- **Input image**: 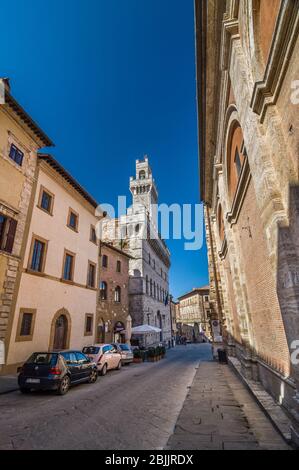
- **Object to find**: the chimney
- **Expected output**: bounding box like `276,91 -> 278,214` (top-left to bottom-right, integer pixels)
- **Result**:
1,78 -> 11,92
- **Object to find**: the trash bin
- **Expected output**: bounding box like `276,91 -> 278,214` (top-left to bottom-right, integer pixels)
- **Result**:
218,349 -> 228,364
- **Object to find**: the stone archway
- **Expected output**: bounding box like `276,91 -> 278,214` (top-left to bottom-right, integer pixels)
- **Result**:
49,308 -> 72,351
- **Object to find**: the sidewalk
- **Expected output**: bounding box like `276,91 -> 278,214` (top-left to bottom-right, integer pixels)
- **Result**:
0,375 -> 18,395
166,361 -> 291,450
228,356 -> 292,443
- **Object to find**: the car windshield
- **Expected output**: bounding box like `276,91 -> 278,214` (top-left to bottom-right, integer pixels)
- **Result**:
26,353 -> 56,365
119,344 -> 131,351
82,346 -> 100,355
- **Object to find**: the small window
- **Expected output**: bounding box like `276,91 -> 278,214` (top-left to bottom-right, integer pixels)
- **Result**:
67,209 -> 79,231
38,187 -> 54,215
102,254 -> 108,268
16,309 -> 36,342
139,170 -> 146,180
100,281 -> 108,300
9,144 -> 24,166
20,313 -> 33,336
41,191 -> 52,212
85,314 -> 93,336
63,252 -> 75,281
90,226 -> 97,244
30,238 -> 46,272
115,286 -> 121,303
116,260 -> 121,273
0,214 -> 17,254
204,295 -> 209,302
87,262 -> 96,288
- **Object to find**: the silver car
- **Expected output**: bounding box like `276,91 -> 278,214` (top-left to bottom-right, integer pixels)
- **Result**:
112,343 -> 134,365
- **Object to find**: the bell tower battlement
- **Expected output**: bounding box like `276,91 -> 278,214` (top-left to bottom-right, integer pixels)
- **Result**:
129,156 -> 158,226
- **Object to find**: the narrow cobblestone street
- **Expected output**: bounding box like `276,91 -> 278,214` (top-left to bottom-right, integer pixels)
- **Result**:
0,345 -> 290,450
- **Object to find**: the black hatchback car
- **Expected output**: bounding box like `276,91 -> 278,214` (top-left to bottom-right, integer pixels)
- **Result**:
18,351 -> 98,395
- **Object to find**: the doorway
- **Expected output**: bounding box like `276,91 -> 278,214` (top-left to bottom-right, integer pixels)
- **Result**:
53,314 -> 68,350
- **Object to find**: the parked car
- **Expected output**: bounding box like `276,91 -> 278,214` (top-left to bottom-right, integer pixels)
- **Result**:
18,351 -> 98,395
112,343 -> 134,365
82,344 -> 122,376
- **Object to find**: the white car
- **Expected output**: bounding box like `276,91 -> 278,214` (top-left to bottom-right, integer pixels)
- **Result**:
82,344 -> 122,376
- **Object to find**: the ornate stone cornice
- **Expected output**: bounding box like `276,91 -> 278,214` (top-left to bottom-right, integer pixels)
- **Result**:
220,19 -> 240,72
250,1 -> 299,122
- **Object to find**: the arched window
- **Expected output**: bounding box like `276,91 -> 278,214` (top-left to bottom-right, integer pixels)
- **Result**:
146,275 -> 149,294
150,279 -> 153,296
116,260 -> 121,273
255,0 -> 281,65
100,281 -> 108,301
153,282 -> 156,298
227,123 -> 245,201
102,254 -> 108,268
115,286 -> 121,303
139,170 -> 146,180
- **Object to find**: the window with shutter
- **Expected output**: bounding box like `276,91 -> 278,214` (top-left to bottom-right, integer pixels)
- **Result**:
5,218 -> 17,254
0,214 -> 17,254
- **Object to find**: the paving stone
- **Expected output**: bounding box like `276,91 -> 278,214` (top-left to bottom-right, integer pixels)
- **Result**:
166,362 -> 291,451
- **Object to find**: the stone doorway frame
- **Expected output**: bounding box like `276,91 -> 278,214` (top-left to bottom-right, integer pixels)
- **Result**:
49,308 -> 72,351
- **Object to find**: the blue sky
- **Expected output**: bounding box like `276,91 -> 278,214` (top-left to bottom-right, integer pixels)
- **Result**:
0,0 -> 208,298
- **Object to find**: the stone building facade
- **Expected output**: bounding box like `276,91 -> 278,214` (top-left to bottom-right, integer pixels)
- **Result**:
177,287 -> 212,340
102,157 -> 172,347
97,242 -> 132,344
195,0 -> 299,444
3,153 -> 101,372
170,299 -> 179,339
0,79 -> 53,371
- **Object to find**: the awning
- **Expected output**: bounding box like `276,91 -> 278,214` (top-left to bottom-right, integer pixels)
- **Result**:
131,325 -> 162,335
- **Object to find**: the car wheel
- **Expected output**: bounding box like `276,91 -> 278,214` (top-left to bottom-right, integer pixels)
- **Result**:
101,363 -> 107,376
116,361 -> 122,370
57,376 -> 70,395
88,369 -> 98,384
20,387 -> 31,394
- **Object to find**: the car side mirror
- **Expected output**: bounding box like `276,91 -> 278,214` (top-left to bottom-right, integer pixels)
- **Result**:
17,366 -> 23,373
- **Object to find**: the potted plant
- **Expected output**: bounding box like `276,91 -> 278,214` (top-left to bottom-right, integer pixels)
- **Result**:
156,346 -> 161,361
147,347 -> 156,362
133,349 -> 143,364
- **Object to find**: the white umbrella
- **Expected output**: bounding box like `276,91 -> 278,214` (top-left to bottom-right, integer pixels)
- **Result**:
131,324 -> 162,334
